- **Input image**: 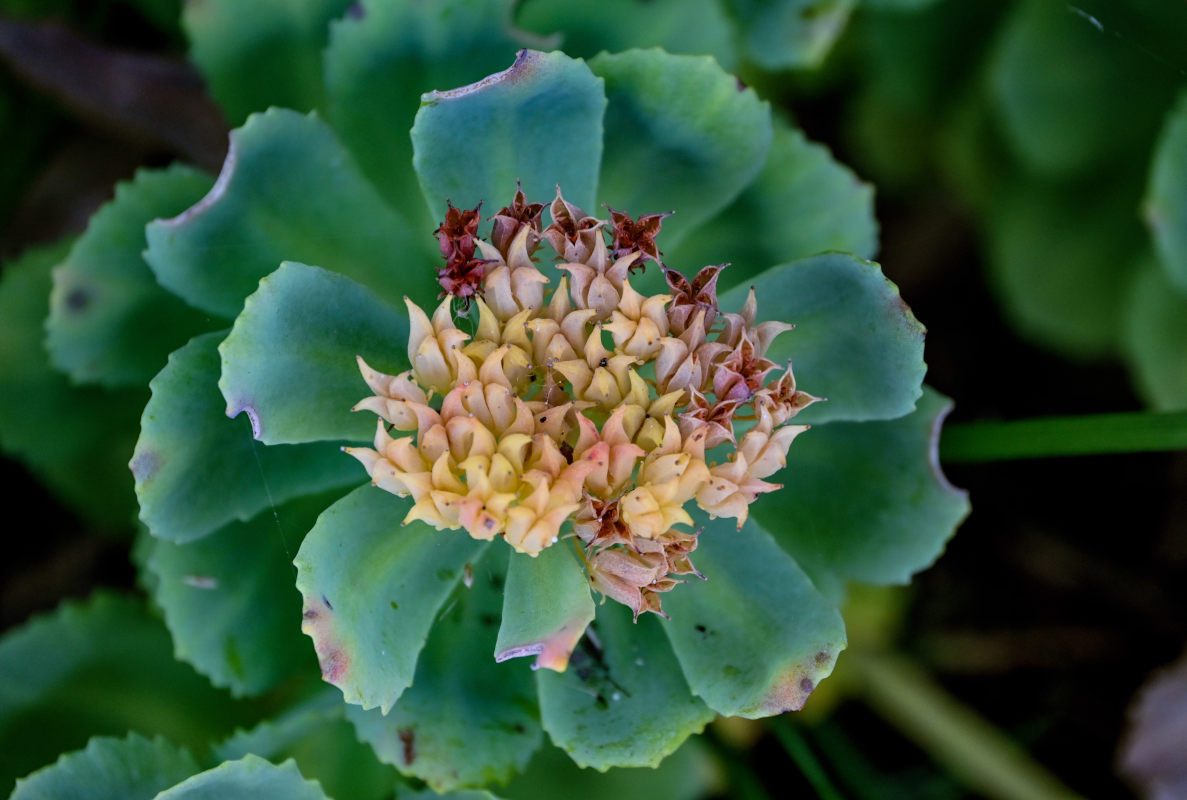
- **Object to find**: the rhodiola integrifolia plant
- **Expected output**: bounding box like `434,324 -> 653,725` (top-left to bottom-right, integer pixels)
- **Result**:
0,3 -> 969,791
349,187 -> 815,623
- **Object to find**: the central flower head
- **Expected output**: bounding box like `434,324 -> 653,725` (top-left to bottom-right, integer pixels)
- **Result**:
347,187 -> 817,618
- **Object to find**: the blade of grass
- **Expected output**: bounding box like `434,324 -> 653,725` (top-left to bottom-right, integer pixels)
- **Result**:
771,718 -> 844,800
850,652 -> 1082,800
940,410 -> 1187,463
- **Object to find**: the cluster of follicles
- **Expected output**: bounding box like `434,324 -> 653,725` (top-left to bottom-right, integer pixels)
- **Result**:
347,187 -> 817,618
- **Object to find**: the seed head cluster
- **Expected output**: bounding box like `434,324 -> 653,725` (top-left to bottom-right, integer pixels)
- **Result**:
347,187 -> 817,618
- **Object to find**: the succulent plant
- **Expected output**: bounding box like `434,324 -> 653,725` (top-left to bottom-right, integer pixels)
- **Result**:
0,1 -> 968,794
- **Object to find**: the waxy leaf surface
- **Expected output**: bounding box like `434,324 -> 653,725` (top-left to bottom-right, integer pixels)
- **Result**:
294,486 -> 488,713
155,756 -> 329,800
720,253 -> 925,425
412,49 -> 605,217
1123,261 -> 1187,410
990,0 -> 1177,177
46,165 -> 218,387
11,734 -> 198,800
215,689 -> 398,800
145,109 -> 417,318
721,0 -> 853,70
0,240 -> 143,528
985,176 -> 1142,358
146,492 -> 347,696
349,548 -> 542,792
1147,91 -> 1187,294
134,331 -> 358,543
672,122 -> 877,288
184,0 -> 352,124
0,594 -> 247,796
661,513 -> 846,719
501,738 -> 715,800
537,607 -> 713,770
219,262 -> 409,445
496,543 -> 595,671
514,0 -> 737,69
590,49 -> 771,250
752,387 -> 970,597
325,0 -> 523,230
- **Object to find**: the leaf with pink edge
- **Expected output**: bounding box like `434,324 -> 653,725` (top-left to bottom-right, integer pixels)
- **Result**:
660,512 -> 846,719
495,543 -> 595,672
294,486 -> 489,713
348,548 -> 542,792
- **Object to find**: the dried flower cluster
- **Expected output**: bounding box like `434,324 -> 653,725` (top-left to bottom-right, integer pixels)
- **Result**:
347,187 -> 817,618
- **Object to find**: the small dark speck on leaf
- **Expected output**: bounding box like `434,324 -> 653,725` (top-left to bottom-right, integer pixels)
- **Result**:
815,650 -> 830,664
322,595 -> 333,611
800,677 -> 815,694
398,728 -> 416,765
346,1 -> 365,18
65,287 -> 90,311
390,601 -> 399,610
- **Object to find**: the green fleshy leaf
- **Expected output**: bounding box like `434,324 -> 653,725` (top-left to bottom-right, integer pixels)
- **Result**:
146,491 -> 351,697
155,756 -> 329,800
400,791 -> 503,800
1123,261 -> 1187,410
537,606 -> 713,770
294,486 -> 489,713
989,0 -> 1176,176
324,0 -> 525,228
719,253 -> 925,425
11,734 -> 199,800
144,108 -> 418,318
1146,91 -> 1187,294
861,0 -> 941,9
0,594 -> 247,796
720,0 -> 854,70
219,262 -> 409,445
349,548 -> 542,791
752,387 -> 969,597
501,736 -> 716,800
0,240 -> 143,529
411,49 -> 605,218
133,331 -> 359,543
46,165 -> 218,387
589,49 -> 771,250
495,543 -> 594,671
670,121 -> 877,287
183,0 -> 353,125
984,175 -> 1143,359
660,513 -> 846,719
215,690 -> 399,800
514,0 -> 737,69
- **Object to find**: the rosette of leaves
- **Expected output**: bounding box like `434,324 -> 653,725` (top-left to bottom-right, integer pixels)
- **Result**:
844,0 -> 1187,409
1,0 -> 967,793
